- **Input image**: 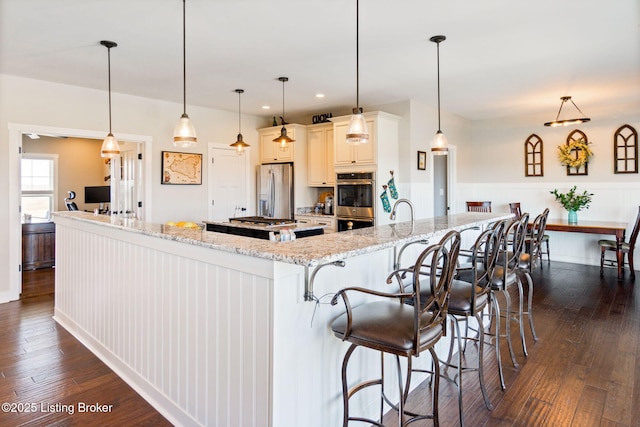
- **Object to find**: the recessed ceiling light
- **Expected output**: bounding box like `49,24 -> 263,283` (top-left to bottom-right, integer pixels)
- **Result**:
262,105 -> 270,110
315,93 -> 325,98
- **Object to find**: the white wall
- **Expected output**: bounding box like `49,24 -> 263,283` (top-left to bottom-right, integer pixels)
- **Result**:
0,74 -> 269,301
459,108 -> 640,267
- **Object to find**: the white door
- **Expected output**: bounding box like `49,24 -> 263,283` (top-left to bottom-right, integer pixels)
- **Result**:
208,143 -> 250,221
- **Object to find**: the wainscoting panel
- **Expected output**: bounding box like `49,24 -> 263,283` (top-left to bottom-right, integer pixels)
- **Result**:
54,218 -> 273,427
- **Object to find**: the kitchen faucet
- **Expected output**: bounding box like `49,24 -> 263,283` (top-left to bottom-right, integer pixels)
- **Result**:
390,198 -> 414,222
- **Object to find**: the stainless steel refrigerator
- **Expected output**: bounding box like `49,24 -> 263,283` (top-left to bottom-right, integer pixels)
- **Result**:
257,163 -> 294,219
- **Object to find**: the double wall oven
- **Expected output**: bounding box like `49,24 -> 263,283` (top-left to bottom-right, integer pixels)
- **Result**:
336,172 -> 375,231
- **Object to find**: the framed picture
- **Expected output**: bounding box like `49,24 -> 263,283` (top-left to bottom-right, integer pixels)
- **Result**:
161,151 -> 202,185
417,151 -> 426,170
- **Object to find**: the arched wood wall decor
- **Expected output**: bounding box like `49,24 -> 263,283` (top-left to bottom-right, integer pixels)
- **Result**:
614,124 -> 638,174
566,129 -> 589,176
524,134 -> 544,176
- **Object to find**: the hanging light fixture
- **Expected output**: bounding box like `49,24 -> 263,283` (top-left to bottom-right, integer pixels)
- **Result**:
544,96 -> 591,127
100,40 -> 120,158
346,0 -> 369,145
173,0 -> 197,147
272,77 -> 295,151
230,89 -> 250,156
430,35 -> 448,155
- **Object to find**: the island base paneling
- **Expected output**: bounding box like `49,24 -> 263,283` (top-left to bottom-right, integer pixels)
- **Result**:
54,218 -> 273,427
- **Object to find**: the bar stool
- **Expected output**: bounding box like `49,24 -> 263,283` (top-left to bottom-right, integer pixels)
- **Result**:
438,225 -> 502,426
331,231 -> 461,426
488,214 -> 529,390
517,209 -> 548,344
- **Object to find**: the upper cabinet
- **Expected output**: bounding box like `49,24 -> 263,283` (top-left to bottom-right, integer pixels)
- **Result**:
333,118 -> 376,166
259,125 -> 304,163
332,111 -> 399,169
307,123 -> 335,187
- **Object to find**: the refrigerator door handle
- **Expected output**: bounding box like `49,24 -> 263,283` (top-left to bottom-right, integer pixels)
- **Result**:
269,170 -> 276,218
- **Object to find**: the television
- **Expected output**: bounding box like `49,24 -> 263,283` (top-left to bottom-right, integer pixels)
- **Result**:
84,185 -> 111,204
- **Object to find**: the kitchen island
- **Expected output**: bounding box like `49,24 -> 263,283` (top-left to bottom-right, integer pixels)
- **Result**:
52,211 -> 511,427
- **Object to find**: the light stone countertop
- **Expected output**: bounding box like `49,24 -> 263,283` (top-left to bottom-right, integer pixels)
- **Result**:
53,211 -> 512,267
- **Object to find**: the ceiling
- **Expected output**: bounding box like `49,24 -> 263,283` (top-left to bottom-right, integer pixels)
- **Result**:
2,0 -> 639,123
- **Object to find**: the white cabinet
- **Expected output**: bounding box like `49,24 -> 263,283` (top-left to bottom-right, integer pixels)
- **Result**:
295,215 -> 336,233
259,125 -> 302,163
333,118 -> 376,166
307,123 -> 335,186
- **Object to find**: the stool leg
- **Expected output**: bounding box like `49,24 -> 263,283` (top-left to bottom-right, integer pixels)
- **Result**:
491,292 -> 507,390
340,344 -> 358,427
475,311 -> 493,410
523,271 -> 538,342
516,277 -> 528,357
501,289 -> 519,368
427,347 -> 440,427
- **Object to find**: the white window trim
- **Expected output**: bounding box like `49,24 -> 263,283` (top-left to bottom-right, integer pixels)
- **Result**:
22,153 -> 59,212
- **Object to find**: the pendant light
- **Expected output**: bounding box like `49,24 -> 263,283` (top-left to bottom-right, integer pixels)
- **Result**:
544,96 -> 591,127
430,35 -> 448,155
230,89 -> 250,156
173,0 -> 197,147
100,40 -> 120,158
272,77 -> 295,151
346,0 -> 369,145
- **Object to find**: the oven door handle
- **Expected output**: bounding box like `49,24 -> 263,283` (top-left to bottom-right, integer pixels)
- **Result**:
337,181 -> 374,186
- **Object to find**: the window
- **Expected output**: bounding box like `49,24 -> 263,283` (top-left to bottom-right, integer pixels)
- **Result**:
21,154 -> 58,219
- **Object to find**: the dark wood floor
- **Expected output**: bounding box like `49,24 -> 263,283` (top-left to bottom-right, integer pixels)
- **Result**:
380,262 -> 640,426
3,262 -> 639,426
0,268 -> 171,426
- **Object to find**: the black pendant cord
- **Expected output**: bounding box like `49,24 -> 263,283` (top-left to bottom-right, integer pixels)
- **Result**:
107,45 -> 113,134
281,79 -> 285,123
182,0 -> 187,116
356,0 -> 360,111
238,91 -> 242,134
436,41 -> 441,132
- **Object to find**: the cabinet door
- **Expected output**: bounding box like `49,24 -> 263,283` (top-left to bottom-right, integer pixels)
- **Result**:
354,119 -> 376,164
260,128 -> 295,163
333,122 -> 355,165
307,127 -> 327,185
324,127 -> 336,185
333,119 -> 375,166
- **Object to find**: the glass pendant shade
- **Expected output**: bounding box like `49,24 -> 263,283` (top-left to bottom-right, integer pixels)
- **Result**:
101,133 -> 120,158
274,127 -> 294,151
173,113 -> 197,147
431,130 -> 448,155
346,112 -> 369,145
230,134 -> 250,156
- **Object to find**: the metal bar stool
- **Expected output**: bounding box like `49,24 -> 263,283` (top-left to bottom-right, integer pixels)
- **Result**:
331,231 -> 461,426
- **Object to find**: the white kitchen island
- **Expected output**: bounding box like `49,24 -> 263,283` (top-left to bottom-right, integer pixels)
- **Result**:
52,211 -> 511,427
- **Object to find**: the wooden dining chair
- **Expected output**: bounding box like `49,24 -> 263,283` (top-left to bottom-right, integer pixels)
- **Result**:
508,202 -> 522,219
466,201 -> 492,212
599,206 -> 640,279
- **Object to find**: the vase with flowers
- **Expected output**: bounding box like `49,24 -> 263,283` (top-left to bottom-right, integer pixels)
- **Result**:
550,186 -> 593,224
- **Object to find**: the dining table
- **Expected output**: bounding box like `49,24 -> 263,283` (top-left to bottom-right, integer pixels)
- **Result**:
544,218 -> 628,280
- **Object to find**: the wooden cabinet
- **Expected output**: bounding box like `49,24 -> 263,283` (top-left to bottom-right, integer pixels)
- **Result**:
307,123 -> 335,186
22,221 -> 55,270
259,125 -> 302,163
333,117 -> 377,166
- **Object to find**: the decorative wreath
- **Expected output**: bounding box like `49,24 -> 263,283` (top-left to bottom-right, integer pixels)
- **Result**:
557,138 -> 593,168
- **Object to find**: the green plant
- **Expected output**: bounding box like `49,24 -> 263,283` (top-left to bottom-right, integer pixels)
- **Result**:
550,186 -> 593,211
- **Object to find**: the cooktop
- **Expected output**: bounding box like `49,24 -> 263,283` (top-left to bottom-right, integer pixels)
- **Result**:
229,216 -> 295,226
